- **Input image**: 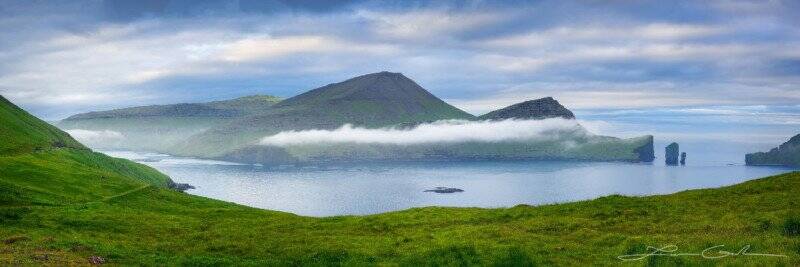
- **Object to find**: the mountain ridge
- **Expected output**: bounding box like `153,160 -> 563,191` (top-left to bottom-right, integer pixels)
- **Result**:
479,97 -> 575,120
65,94 -> 282,120
746,134 -> 800,166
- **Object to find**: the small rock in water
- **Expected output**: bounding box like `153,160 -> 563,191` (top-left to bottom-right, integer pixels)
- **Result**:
424,187 -> 464,193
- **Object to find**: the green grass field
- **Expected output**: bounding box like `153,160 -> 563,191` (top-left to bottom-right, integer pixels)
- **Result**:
2,149 -> 798,266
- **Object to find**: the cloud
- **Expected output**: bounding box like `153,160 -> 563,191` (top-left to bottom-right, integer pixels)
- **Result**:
1,0 -> 799,122
260,118 -> 587,146
220,35 -> 397,62
66,129 -> 124,143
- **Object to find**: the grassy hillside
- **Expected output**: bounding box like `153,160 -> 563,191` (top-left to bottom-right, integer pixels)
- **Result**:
0,95 -> 172,205
0,96 -> 85,154
2,167 -> 798,265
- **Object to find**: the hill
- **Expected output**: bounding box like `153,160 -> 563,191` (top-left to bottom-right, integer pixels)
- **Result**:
57,95 -> 281,152
0,95 -> 172,206
478,97 -> 576,120
0,96 -> 86,154
173,72 -> 476,157
746,134 -> 800,166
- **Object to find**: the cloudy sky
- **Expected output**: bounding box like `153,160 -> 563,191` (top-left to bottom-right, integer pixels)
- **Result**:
1,0 -> 799,147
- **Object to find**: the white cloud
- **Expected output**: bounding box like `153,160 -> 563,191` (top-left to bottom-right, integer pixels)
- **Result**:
260,118 -> 586,146
220,35 -> 397,62
358,9 -> 503,40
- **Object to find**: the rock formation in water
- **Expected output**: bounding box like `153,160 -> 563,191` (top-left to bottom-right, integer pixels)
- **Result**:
665,143 -> 679,165
478,97 -> 576,120
680,152 -> 686,165
746,134 -> 800,166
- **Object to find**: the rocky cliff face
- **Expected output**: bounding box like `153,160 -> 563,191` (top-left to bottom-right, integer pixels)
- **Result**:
746,134 -> 800,166
634,135 -> 655,162
478,97 -> 576,121
665,142 -> 679,165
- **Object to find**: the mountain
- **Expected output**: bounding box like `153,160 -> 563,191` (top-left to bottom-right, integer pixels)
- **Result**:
56,71 -> 653,164
0,95 -> 172,206
214,94 -> 653,164
478,97 -> 575,120
173,71 -> 476,157
57,95 -> 282,152
746,134 -> 800,166
64,95 -> 281,120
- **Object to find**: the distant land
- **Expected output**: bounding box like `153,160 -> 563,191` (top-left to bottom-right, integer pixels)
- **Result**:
746,134 -> 800,166
58,71 -> 654,164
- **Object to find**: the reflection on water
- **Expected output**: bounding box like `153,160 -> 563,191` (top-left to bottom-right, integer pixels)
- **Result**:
103,151 -> 797,217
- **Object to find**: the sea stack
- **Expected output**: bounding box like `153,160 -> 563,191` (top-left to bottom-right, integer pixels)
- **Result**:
680,152 -> 687,165
665,143 -> 679,165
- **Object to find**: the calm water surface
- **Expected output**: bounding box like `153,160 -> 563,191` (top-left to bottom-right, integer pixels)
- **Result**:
103,150 -> 797,217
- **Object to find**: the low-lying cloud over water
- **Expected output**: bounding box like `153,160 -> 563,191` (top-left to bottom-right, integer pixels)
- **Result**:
260,119 -> 587,146
66,129 -> 124,143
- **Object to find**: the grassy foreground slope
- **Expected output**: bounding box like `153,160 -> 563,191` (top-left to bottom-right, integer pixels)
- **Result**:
2,169 -> 799,265
0,95 -> 171,205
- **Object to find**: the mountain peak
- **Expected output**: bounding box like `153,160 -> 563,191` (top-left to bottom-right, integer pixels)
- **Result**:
274,72 -> 474,122
479,97 -> 576,120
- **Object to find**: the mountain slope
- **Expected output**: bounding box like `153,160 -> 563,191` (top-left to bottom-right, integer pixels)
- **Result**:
174,72 -> 475,157
478,97 -> 576,120
0,95 -> 171,206
746,134 -> 800,166
64,95 -> 281,120
0,96 -> 85,154
57,95 -> 282,152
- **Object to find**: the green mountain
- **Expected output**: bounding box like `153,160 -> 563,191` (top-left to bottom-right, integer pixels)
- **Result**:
746,134 -> 800,166
173,71 -> 476,157
0,95 -> 172,206
2,95 -> 799,265
478,97 -> 576,120
57,95 -> 281,152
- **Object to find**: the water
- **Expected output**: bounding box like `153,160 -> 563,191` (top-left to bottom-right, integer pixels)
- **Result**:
103,150 -> 797,217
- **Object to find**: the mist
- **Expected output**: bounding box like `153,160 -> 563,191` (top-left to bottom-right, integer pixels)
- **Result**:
260,118 -> 589,147
66,129 -> 125,146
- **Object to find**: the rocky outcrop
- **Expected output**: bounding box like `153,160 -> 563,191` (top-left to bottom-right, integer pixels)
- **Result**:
746,134 -> 800,166
478,97 -> 576,121
168,181 -> 196,192
665,143 -> 679,165
634,135 -> 655,162
680,152 -> 686,165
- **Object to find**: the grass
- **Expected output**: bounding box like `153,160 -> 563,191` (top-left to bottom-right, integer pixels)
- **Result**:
1,149 -> 798,265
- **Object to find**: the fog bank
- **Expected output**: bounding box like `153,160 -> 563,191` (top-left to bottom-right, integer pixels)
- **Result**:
260,119 -> 587,146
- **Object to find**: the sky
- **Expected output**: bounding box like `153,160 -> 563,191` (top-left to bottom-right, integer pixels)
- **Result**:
0,0 -> 798,148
